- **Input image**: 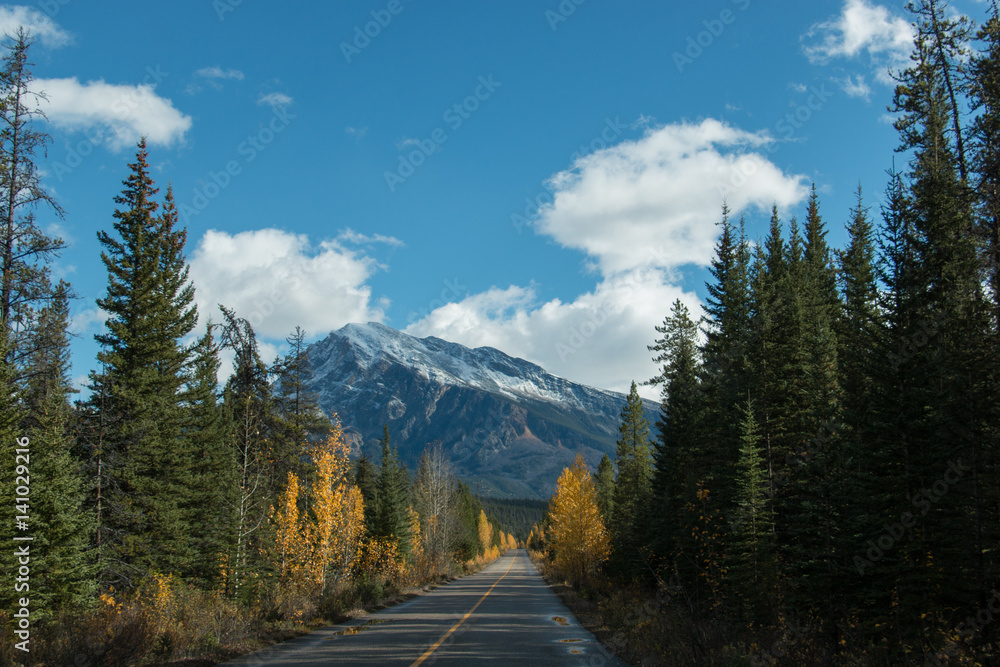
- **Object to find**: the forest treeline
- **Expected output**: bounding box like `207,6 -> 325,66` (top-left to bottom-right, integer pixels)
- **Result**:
0,32 -> 517,665
532,3 -> 1000,664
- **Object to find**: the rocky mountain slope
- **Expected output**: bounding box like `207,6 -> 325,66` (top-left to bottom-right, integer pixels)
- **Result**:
305,322 -> 658,498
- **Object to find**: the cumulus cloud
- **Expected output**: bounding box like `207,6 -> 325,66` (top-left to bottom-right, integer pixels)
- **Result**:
406,269 -> 699,401
803,0 -> 914,83
405,117 -> 810,395
532,118 -> 807,276
257,92 -> 293,108
36,77 -> 192,150
0,6 -> 72,47
189,228 -> 389,340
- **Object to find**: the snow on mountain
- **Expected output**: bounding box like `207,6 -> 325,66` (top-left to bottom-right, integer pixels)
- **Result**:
305,322 -> 657,498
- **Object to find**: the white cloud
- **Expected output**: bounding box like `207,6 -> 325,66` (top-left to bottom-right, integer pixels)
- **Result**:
406,117 -> 809,396
346,126 -> 368,140
803,0 -> 914,83
406,269 -> 699,401
841,74 -> 872,100
337,228 -> 404,248
189,228 -> 389,340
36,77 -> 192,150
532,118 -> 807,276
257,92 -> 293,108
70,307 -> 108,335
0,6 -> 72,47
196,66 -> 244,81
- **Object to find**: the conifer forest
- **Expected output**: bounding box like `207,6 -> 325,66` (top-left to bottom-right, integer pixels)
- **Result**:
2,1 -> 1000,665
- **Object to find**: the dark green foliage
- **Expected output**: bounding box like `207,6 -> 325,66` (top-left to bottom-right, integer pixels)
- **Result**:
373,426 -> 413,558
647,299 -> 702,581
270,326 -> 332,485
182,324 -> 233,587
593,453 -> 615,525
355,455 -> 379,533
90,142 -> 198,587
610,381 -> 653,578
451,481 -> 484,561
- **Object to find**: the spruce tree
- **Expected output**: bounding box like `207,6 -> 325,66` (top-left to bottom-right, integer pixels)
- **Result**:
271,326 -> 331,485
647,300 -> 702,579
729,398 -> 776,621
91,141 -> 198,587
19,284 -> 96,613
182,323 -> 233,586
373,426 -> 412,558
699,207 -> 752,513
594,453 -> 615,527
610,381 -> 652,578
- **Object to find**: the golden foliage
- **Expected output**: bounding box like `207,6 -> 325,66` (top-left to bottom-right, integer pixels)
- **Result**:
270,426 -> 366,593
477,509 -> 492,556
548,454 -> 611,586
355,537 -> 404,585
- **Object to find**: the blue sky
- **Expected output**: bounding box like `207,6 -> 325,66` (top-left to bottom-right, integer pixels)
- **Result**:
3,0 -> 990,399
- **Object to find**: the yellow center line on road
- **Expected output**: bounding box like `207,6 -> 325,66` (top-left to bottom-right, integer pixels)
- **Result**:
409,552 -> 518,667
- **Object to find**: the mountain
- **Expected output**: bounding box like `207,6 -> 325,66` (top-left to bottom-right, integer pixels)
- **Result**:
305,322 -> 658,498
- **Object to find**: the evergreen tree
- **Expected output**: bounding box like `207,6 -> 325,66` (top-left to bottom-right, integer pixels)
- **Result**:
729,398 -> 776,621
647,300 -> 702,575
373,426 -> 412,559
271,326 -> 331,485
594,453 -> 615,526
19,283 -> 95,614
699,206 -> 752,513
182,323 -> 233,586
355,454 -> 379,533
0,30 -> 66,375
610,381 -> 652,578
0,326 -> 24,612
218,305 -> 272,597
883,5 -> 992,642
90,141 -> 198,587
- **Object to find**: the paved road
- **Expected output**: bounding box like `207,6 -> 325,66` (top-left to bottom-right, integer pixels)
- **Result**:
223,549 -> 625,666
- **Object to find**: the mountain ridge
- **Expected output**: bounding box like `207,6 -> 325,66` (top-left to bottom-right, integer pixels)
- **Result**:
305,322 -> 657,498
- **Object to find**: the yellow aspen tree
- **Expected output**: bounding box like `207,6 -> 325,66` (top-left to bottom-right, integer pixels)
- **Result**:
477,510 -> 492,557
407,506 -> 423,561
308,427 -> 365,590
274,472 -> 306,585
548,454 -> 611,586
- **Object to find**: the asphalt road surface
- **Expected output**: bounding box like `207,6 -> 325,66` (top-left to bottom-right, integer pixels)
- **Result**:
223,549 -> 626,666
